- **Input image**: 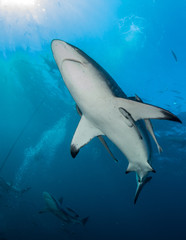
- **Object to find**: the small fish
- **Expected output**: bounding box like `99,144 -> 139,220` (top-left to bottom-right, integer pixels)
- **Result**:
171,49 -> 177,62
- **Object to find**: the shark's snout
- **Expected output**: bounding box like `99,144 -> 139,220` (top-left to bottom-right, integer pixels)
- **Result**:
51,39 -> 67,52
51,39 -> 77,68
43,191 -> 51,200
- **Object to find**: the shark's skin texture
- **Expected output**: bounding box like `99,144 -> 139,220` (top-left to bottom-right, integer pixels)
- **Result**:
51,40 -> 181,203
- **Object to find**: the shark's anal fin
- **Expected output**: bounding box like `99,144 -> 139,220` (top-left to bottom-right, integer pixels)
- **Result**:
119,107 -> 143,140
134,176 -> 152,204
71,115 -> 104,158
98,136 -> 118,162
116,97 -> 182,123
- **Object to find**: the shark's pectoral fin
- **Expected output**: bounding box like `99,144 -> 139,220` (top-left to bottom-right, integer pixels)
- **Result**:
71,116 -> 104,158
116,97 -> 182,123
134,176 -> 152,204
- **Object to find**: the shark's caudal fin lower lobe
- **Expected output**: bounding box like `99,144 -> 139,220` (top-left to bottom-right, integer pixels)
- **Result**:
81,216 -> 89,226
134,176 -> 152,204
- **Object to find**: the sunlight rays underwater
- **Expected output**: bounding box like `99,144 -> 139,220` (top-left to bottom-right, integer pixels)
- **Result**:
0,0 -> 120,52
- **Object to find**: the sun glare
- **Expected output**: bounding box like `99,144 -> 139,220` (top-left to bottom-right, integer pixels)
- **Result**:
1,0 -> 36,7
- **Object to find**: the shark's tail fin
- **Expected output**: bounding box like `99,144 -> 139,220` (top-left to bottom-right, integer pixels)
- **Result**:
134,177 -> 152,204
81,216 -> 89,226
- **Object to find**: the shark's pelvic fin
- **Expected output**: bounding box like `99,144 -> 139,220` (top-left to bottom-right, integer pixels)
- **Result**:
116,97 -> 182,123
126,162 -> 155,175
125,162 -> 136,174
134,176 -> 152,204
71,116 -> 103,158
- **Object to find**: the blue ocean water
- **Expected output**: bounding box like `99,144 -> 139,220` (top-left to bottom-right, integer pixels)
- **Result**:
0,0 -> 186,239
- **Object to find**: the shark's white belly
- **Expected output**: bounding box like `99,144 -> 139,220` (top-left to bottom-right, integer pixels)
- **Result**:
61,60 -> 150,178
61,60 -> 112,105
88,101 -> 150,178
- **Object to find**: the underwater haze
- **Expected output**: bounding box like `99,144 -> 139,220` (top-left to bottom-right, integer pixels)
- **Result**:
0,0 -> 186,239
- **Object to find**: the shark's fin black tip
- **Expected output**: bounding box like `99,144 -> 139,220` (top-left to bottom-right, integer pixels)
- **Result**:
70,145 -> 79,158
161,110 -> 182,123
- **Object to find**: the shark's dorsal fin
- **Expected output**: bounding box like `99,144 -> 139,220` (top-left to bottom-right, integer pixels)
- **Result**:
116,97 -> 182,123
71,115 -> 104,158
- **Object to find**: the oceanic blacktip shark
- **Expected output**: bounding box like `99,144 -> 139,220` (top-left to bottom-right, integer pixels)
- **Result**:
51,39 -> 181,203
39,192 -> 89,226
